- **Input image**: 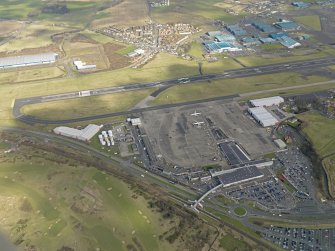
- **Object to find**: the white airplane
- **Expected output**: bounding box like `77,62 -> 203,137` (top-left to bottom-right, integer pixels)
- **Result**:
191,110 -> 201,116
193,121 -> 205,127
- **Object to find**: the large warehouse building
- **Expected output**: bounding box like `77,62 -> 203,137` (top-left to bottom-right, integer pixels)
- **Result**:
250,96 -> 284,107
53,124 -> 101,141
0,53 -> 58,69
248,107 -> 278,127
218,166 -> 264,188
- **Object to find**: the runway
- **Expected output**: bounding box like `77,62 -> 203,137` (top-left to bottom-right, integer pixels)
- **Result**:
13,57 -> 335,125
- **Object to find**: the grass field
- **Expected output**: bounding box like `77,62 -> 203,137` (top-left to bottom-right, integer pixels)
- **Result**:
219,232 -> 252,251
0,66 -> 65,84
298,112 -> 335,197
22,88 -> 156,120
151,0 -> 246,25
294,15 -> 322,31
152,72 -> 329,105
0,146 -> 176,250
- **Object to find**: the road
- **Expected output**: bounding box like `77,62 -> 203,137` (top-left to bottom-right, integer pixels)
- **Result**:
13,57 -> 335,125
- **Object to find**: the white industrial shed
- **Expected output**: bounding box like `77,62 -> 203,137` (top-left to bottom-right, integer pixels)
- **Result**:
250,96 -> 284,107
53,124 -> 101,141
0,53 -> 58,69
248,107 -> 278,127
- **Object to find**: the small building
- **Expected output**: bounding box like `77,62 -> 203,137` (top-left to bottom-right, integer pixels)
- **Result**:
248,107 -> 279,127
128,117 -> 142,126
274,139 -> 287,149
292,2 -> 310,8
250,96 -> 284,107
0,53 -> 58,69
53,124 -> 101,141
73,60 -> 96,70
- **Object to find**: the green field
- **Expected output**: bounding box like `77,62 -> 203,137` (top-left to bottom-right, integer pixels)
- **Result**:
0,137 -> 217,251
294,15 -> 322,31
22,88 -> 155,120
0,66 -> 65,84
219,233 -> 252,251
151,0 -> 246,25
152,72 -> 329,105
298,112 -> 335,197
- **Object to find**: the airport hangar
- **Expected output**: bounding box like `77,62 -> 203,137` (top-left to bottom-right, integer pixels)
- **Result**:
53,124 -> 101,142
0,53 -> 58,69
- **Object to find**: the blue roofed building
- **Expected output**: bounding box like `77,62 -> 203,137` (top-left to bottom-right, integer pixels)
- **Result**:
241,37 -> 260,46
252,21 -> 276,33
259,37 -> 277,44
269,32 -> 289,39
278,37 -> 301,48
203,41 -> 242,53
215,34 -> 236,42
292,2 -> 310,8
274,20 -> 300,31
207,31 -> 222,37
226,24 -> 247,36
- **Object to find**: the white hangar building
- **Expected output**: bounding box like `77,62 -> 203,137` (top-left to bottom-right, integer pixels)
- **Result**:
0,53 -> 58,69
53,124 -> 101,141
248,107 -> 278,127
250,96 -> 284,107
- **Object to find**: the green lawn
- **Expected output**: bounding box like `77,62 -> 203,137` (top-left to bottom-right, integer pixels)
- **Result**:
219,233 -> 252,251
294,15 -> 322,31
234,207 -> 247,216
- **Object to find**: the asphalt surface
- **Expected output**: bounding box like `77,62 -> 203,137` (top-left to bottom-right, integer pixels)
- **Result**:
13,57 -> 335,125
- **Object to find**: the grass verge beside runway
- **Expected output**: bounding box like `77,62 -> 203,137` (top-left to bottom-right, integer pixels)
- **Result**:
152,73 -> 329,105
22,88 -> 156,120
0,66 -> 65,84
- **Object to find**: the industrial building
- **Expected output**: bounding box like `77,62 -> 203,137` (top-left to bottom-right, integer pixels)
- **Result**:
259,37 -> 277,44
0,53 -> 58,69
73,60 -> 96,70
218,166 -> 264,188
53,124 -> 101,141
292,2 -> 310,8
269,32 -> 289,39
215,34 -> 236,42
226,24 -> 247,36
203,41 -> 241,53
128,117 -> 142,126
241,37 -> 260,46
206,31 -> 222,37
248,107 -> 279,127
252,21 -> 276,33
274,20 -> 300,31
250,96 -> 284,107
278,37 -> 301,48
